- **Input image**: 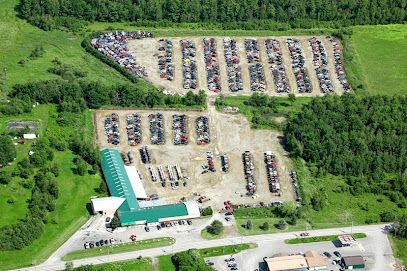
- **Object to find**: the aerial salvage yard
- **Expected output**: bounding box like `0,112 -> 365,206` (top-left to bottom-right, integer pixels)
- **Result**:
123,35 -> 348,97
94,107 -> 297,210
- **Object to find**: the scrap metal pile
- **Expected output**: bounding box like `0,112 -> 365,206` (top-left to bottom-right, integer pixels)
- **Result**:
330,37 -> 351,92
149,113 -> 165,145
140,146 -> 151,164
309,37 -> 333,93
223,38 -> 243,92
203,38 -> 222,93
104,113 -> 120,145
173,114 -> 188,145
126,113 -> 142,146
91,31 -> 152,78
195,116 -> 210,145
158,39 -> 174,81
245,39 -> 266,92
265,39 -> 291,93
206,151 -> 216,172
121,151 -> 134,166
242,151 -> 256,195
264,151 -> 280,193
180,39 -> 198,89
287,38 -> 312,93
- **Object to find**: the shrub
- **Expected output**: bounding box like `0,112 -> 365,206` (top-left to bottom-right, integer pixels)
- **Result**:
201,207 -> 213,216
206,220 -> 223,235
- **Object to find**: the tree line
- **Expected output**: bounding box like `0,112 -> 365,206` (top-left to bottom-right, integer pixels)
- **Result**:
285,94 -> 407,208
7,79 -> 206,115
18,0 -> 406,30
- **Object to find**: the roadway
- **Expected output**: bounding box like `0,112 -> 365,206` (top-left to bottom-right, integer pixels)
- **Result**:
15,220 -> 396,271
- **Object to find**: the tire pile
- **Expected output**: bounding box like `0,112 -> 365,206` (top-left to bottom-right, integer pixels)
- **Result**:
265,39 -> 291,93
180,39 -> 198,89
223,38 -> 243,92
149,113 -> 165,145
309,37 -> 333,93
104,113 -> 120,145
245,39 -> 266,92
329,37 -> 351,92
287,38 -> 312,93
264,151 -> 280,193
173,114 -> 188,145
203,38 -> 222,93
158,39 -> 174,81
126,113 -> 142,146
243,151 -> 256,195
196,116 -> 210,145
91,31 -> 152,78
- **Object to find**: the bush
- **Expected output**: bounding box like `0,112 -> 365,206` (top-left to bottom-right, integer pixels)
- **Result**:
206,220 -> 223,235
201,207 -> 213,216
0,135 -> 17,167
380,211 -> 396,223
260,222 -> 269,231
276,219 -> 287,230
0,171 -> 12,184
246,220 -> 252,229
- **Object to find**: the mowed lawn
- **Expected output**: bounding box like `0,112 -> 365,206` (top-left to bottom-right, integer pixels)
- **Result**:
351,25 -> 407,95
0,0 -> 126,96
0,106 -> 102,270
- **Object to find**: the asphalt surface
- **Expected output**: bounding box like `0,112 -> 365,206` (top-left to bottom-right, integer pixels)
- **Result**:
15,218 -> 396,271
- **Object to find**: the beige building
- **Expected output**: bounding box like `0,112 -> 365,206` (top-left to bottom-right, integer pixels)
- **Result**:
264,250 -> 327,271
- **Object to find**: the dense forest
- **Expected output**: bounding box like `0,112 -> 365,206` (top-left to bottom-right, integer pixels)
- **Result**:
18,0 -> 406,30
285,94 -> 407,208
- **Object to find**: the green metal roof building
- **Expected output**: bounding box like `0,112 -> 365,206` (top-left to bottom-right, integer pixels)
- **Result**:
99,149 -> 199,226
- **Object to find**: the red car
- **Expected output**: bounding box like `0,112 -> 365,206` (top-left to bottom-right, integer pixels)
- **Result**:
130,235 -> 137,241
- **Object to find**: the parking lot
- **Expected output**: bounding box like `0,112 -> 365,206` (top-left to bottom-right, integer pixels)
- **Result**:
94,106 -> 296,211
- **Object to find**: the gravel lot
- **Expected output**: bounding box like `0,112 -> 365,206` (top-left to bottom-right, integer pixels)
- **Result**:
94,106 -> 296,211
128,36 -> 346,97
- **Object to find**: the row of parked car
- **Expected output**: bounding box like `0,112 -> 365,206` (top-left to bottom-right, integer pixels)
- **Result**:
84,238 -> 116,249
146,219 -> 193,231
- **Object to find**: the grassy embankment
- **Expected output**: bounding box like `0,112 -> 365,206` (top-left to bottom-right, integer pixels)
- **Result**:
389,235 -> 407,266
285,233 -> 367,244
157,243 -> 257,271
63,237 -> 175,261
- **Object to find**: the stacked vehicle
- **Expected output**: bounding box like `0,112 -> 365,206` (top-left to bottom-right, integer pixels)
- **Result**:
329,37 -> 351,92
309,37 -> 333,93
158,39 -> 174,81
242,151 -> 256,195
290,170 -> 302,202
104,113 -> 120,145
287,38 -> 312,93
264,151 -> 280,193
173,114 -> 188,145
265,39 -> 291,93
206,151 -> 216,172
140,146 -> 151,163
196,116 -> 210,145
180,39 -> 198,89
223,38 -> 243,92
126,113 -> 142,146
221,153 -> 229,172
91,31 -> 152,78
203,38 -> 222,93
245,39 -> 266,92
149,113 -> 165,145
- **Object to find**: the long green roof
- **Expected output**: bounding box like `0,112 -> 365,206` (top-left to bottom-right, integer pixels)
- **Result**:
100,149 -> 189,225
100,148 -> 140,211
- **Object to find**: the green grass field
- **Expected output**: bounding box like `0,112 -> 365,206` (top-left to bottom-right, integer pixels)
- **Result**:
70,258 -> 154,271
351,25 -> 407,95
285,233 -> 366,244
200,228 -> 225,240
63,237 -> 175,261
0,0 -> 128,96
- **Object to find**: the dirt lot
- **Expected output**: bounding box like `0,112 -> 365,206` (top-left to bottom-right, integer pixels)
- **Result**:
94,105 -> 296,210
127,36 -> 346,97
